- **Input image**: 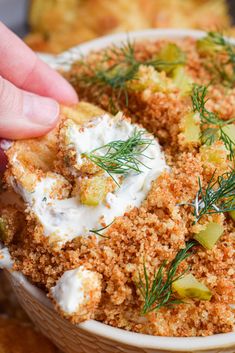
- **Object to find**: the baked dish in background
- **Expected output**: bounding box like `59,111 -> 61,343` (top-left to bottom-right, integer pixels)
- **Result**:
1,31 -> 234,337
25,0 -> 231,53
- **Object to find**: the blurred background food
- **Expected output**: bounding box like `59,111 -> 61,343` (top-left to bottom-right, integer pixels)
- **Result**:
25,0 -> 233,53
0,0 -> 235,351
0,0 -> 235,54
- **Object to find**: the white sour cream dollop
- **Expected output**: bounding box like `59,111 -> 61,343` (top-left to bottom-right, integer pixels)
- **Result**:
50,267 -> 101,315
0,246 -> 13,269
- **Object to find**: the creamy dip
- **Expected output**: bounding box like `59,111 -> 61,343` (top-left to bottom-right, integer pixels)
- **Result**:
0,245 -> 13,269
50,267 -> 101,315
12,114 -> 167,247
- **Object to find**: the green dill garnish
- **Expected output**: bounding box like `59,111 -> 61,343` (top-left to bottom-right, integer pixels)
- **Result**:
191,84 -> 235,160
84,128 -> 153,185
136,241 -> 195,314
198,32 -> 235,86
181,169 -> 235,223
73,40 -> 185,107
89,221 -> 114,238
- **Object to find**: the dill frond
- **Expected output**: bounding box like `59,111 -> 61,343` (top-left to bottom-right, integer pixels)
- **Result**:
137,241 -> 195,314
191,84 -> 235,160
84,128 -> 153,185
73,40 -> 185,107
89,221 -> 114,237
181,169 -> 235,223
199,32 -> 235,86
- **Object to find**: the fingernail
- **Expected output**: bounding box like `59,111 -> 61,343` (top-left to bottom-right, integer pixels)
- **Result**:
23,93 -> 59,126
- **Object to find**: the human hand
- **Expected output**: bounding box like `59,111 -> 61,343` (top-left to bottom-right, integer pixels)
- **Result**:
0,22 -> 78,139
0,22 -> 78,171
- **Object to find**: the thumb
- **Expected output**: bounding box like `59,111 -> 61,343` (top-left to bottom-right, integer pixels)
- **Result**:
0,76 -> 59,139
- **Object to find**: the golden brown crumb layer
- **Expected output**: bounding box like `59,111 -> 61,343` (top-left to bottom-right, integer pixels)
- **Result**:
4,38 -> 235,336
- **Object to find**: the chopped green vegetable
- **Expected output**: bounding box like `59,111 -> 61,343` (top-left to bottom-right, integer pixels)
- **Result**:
191,84 -> 235,160
72,40 -> 186,108
0,217 -> 7,242
127,65 -> 171,93
229,210 -> 235,221
179,169 -> 235,223
181,112 -> 201,143
136,241 -> 195,314
79,175 -> 114,206
194,222 -> 224,249
171,66 -> 192,95
157,44 -> 190,94
197,33 -> 223,56
221,124 -> 235,145
158,43 -> 186,73
200,143 -> 228,166
172,273 -> 212,300
197,32 -> 235,86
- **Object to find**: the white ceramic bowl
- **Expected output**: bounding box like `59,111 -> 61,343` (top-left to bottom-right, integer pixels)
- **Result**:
4,29 -> 235,353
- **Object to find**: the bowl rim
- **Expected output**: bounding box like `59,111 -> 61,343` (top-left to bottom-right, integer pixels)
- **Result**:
5,28 -> 235,351
8,269 -> 235,351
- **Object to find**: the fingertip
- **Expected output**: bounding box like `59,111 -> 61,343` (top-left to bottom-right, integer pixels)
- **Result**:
21,59 -> 79,105
55,76 -> 79,105
23,93 -> 60,128
0,77 -> 60,140
0,23 -> 79,105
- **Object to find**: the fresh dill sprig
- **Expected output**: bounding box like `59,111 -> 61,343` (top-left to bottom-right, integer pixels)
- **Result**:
181,169 -> 235,223
89,221 -> 114,238
75,40 -> 185,107
191,84 -> 235,160
200,32 -> 235,85
84,128 -> 153,185
136,241 -> 195,315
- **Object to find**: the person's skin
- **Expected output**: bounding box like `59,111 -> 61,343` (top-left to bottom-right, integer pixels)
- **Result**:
0,22 -> 78,170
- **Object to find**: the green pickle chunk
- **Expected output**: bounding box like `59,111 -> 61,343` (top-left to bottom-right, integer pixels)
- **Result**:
197,38 -> 217,56
194,222 -> 224,250
171,66 -> 192,95
173,274 -> 212,300
158,43 -> 186,73
0,217 -> 7,242
229,210 -> 235,221
182,112 -> 200,143
221,124 -> 235,145
200,143 -> 227,165
80,175 -> 114,206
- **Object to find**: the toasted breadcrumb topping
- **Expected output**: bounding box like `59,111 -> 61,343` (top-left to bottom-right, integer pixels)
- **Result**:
2,38 -> 235,337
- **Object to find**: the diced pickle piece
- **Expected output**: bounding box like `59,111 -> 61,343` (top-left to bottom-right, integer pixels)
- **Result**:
158,43 -> 186,73
173,274 -> 212,300
79,175 -> 115,206
221,124 -> 235,145
128,65 -> 172,93
200,142 -> 228,165
194,222 -> 224,249
197,37 -> 220,57
0,217 -> 7,242
171,66 -> 192,96
229,210 -> 235,221
181,112 -> 201,143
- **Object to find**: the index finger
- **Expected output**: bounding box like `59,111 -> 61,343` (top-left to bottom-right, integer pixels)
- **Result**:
0,22 -> 78,104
